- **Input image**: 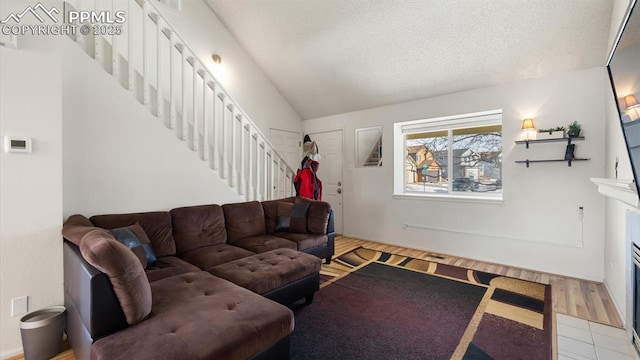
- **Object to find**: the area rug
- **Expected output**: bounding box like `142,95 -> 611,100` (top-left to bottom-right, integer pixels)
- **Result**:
291,247 -> 553,360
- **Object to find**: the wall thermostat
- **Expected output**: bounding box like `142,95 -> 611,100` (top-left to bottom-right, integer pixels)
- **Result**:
4,136 -> 32,153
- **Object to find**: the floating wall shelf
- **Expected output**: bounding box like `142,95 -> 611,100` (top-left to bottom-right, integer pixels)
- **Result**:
515,158 -> 590,168
514,136 -> 589,167
514,136 -> 585,149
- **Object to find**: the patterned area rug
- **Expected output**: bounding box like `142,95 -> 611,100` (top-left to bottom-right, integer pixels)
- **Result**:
291,246 -> 553,360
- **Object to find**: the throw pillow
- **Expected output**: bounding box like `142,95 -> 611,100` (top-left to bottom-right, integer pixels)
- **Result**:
275,202 -> 309,233
80,229 -> 152,325
109,224 -> 157,268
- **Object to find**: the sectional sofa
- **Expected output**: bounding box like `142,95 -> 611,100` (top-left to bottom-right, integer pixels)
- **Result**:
62,197 -> 335,360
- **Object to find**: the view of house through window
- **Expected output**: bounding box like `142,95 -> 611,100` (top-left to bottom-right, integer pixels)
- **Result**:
397,110 -> 502,198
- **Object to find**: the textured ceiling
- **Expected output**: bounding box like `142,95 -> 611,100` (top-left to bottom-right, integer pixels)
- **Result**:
204,0 -> 613,120
618,3 -> 640,51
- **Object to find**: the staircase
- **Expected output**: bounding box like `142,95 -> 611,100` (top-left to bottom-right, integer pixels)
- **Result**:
64,0 -> 296,201
364,135 -> 383,166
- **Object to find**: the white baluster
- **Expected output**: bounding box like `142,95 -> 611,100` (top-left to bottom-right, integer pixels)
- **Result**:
290,170 -> 296,196
112,0 -> 119,79
94,36 -> 102,64
284,171 -> 290,198
142,1 -> 150,107
230,108 -> 238,188
181,52 -> 188,140
94,0 -> 102,64
280,160 -> 285,199
211,83 -> 218,170
169,31 -> 176,129
274,156 -> 280,199
286,171 -> 291,198
202,73 -> 209,161
127,0 -> 135,93
239,117 -> 246,196
156,17 -> 163,119
221,98 -> 229,180
192,62 -> 199,152
256,141 -> 263,201
248,131 -> 256,200
279,158 -> 284,199
267,148 -> 274,200
75,1 -> 88,53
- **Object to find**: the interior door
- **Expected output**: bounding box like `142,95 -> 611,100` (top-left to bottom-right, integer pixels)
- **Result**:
308,130 -> 343,234
269,128 -> 301,171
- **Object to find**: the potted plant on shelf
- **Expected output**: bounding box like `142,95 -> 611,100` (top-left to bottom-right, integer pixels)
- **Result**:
567,121 -> 582,138
537,126 -> 566,140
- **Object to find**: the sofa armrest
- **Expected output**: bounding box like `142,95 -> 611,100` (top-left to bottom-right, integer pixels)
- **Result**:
304,200 -> 332,235
324,209 -> 335,264
326,209 -> 335,235
63,241 -> 128,341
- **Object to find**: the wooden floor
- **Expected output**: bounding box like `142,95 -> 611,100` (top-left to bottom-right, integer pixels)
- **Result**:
6,340 -> 74,360
336,236 -> 623,328
9,236 -> 623,360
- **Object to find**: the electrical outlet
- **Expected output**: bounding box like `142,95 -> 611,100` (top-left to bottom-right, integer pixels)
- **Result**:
11,296 -> 27,317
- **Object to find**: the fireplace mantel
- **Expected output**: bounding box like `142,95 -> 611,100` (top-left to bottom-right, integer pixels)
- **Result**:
590,178 -> 638,208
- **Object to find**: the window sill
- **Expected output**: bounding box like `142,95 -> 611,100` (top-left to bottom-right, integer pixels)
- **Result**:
392,192 -> 504,205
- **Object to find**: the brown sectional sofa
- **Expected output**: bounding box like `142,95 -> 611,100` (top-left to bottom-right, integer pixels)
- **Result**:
62,197 -> 335,360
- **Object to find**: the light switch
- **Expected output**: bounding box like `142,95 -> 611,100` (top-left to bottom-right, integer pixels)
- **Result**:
11,296 -> 28,317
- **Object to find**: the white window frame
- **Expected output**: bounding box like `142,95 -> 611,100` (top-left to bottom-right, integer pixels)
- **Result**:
393,109 -> 503,203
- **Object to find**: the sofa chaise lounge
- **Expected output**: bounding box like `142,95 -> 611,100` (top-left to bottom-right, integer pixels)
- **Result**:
62,197 -> 335,360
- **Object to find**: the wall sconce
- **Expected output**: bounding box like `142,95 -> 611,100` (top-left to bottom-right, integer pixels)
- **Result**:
624,94 -> 640,121
211,54 -> 222,64
521,118 -> 536,140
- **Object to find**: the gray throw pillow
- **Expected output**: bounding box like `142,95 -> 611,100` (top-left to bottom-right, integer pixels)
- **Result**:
275,202 -> 309,233
109,224 -> 157,268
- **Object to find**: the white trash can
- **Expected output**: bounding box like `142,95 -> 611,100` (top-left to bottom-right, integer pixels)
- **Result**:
20,306 -> 66,360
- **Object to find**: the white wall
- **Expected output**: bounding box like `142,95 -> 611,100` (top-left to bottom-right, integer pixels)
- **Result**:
155,0 -> 302,139
304,67 -> 606,281
60,38 -> 243,217
0,47 -> 63,358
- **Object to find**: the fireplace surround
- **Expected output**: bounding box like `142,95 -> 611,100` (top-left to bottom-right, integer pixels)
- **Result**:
592,178 -> 639,351
633,243 -> 640,352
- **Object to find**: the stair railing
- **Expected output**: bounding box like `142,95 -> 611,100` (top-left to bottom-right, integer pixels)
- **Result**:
66,0 -> 296,201
365,135 -> 383,166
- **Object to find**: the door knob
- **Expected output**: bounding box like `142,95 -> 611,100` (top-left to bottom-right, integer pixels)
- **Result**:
337,188 -> 342,194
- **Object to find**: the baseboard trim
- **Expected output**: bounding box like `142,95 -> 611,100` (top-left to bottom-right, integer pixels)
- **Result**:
603,280 -> 628,329
2,339 -> 70,360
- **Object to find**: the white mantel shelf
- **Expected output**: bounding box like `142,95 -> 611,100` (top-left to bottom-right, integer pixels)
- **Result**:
590,178 -> 639,208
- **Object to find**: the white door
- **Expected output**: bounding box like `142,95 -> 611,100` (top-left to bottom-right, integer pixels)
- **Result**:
269,128 -> 301,171
308,130 -> 343,234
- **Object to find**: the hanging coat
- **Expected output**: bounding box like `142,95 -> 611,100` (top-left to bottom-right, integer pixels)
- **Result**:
294,157 -> 322,201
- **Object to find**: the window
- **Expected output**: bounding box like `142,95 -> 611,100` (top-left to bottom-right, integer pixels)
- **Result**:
393,110 -> 502,200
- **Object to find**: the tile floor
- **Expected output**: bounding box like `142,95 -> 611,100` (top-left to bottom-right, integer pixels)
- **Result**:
557,313 -> 640,360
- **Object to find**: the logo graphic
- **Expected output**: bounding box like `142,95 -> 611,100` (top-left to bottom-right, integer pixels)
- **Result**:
0,3 -> 59,24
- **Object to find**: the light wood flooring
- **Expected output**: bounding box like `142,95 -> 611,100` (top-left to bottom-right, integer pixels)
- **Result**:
8,236 -> 624,360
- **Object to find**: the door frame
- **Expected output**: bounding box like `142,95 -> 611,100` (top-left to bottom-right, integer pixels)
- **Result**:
307,128 -> 345,235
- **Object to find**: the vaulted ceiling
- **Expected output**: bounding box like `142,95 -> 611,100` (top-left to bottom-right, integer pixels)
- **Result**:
204,0 -> 614,120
